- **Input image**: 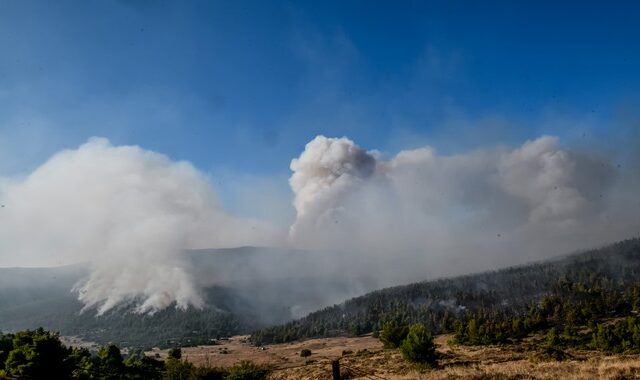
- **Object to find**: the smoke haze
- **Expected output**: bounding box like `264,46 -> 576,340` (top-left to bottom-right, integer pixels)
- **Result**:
288,135 -> 638,280
0,138 -> 278,314
1,134 -> 638,314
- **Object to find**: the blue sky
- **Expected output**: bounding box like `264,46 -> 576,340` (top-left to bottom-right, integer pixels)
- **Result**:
1,0 -> 639,209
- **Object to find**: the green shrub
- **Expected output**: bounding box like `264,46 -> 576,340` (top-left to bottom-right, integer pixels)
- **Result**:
300,348 -> 312,357
192,366 -> 226,380
168,347 -> 182,360
124,350 -> 164,379
536,346 -> 568,361
399,324 -> 438,368
162,357 -> 195,380
545,328 -> 560,347
225,360 -> 269,380
3,329 -> 73,379
379,321 -> 409,348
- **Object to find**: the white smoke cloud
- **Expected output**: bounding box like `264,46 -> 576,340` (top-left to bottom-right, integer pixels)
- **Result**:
1,133 -> 637,315
0,137 -> 279,314
288,135 -> 376,246
495,136 -> 610,224
289,134 -> 630,279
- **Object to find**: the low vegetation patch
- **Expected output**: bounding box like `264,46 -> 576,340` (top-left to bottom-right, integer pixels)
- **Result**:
378,321 -> 409,348
225,360 -> 270,380
299,348 -> 312,357
377,322 -> 439,368
399,324 -> 439,368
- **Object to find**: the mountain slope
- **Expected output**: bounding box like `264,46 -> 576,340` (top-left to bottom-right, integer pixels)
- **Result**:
251,238 -> 640,344
0,247 -> 375,348
3,238 -> 640,349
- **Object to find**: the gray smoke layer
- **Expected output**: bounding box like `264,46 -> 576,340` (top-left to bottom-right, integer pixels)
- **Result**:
288,135 -> 636,283
0,138 -> 278,314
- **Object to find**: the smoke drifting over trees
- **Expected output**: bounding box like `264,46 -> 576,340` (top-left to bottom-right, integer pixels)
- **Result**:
0,138 -> 278,314
0,134 -> 638,314
287,135 -> 632,278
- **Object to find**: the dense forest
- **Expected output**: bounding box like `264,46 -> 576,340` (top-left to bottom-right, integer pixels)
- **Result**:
251,238 -> 640,346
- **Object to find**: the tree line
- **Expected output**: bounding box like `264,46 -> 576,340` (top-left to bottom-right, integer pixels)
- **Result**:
0,328 -> 269,380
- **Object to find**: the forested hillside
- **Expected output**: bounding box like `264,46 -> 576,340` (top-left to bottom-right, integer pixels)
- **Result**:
0,247 -> 373,349
4,239 -> 640,350
0,277 -> 257,349
0,249 -> 283,349
251,238 -> 640,345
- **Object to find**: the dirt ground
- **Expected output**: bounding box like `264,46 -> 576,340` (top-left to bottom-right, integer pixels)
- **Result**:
148,335 -> 383,369
148,334 -> 640,379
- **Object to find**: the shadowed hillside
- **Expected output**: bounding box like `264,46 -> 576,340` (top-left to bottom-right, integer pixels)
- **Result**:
0,247 -> 376,348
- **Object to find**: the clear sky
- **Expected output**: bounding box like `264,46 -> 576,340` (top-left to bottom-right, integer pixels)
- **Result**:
1,1 -> 639,209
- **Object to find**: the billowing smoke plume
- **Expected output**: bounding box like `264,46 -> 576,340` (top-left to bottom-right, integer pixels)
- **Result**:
289,135 -> 633,280
1,133 -> 638,316
0,138 -> 278,314
289,136 -> 377,246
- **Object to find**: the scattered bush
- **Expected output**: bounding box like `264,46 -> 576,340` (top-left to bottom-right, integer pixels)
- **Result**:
535,346 -> 568,361
379,321 -> 409,348
192,366 -> 227,380
163,356 -> 195,380
225,360 -> 270,380
591,317 -> 640,353
399,324 -> 438,368
545,328 -> 560,347
300,348 -> 312,357
168,347 -> 182,360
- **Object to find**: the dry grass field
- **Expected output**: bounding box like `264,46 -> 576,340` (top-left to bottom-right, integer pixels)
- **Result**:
149,334 -> 640,379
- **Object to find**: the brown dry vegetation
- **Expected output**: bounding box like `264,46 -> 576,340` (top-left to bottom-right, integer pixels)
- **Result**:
149,334 -> 640,379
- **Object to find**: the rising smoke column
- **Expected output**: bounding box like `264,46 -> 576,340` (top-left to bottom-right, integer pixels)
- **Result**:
0,138 -> 276,314
288,135 -> 376,247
